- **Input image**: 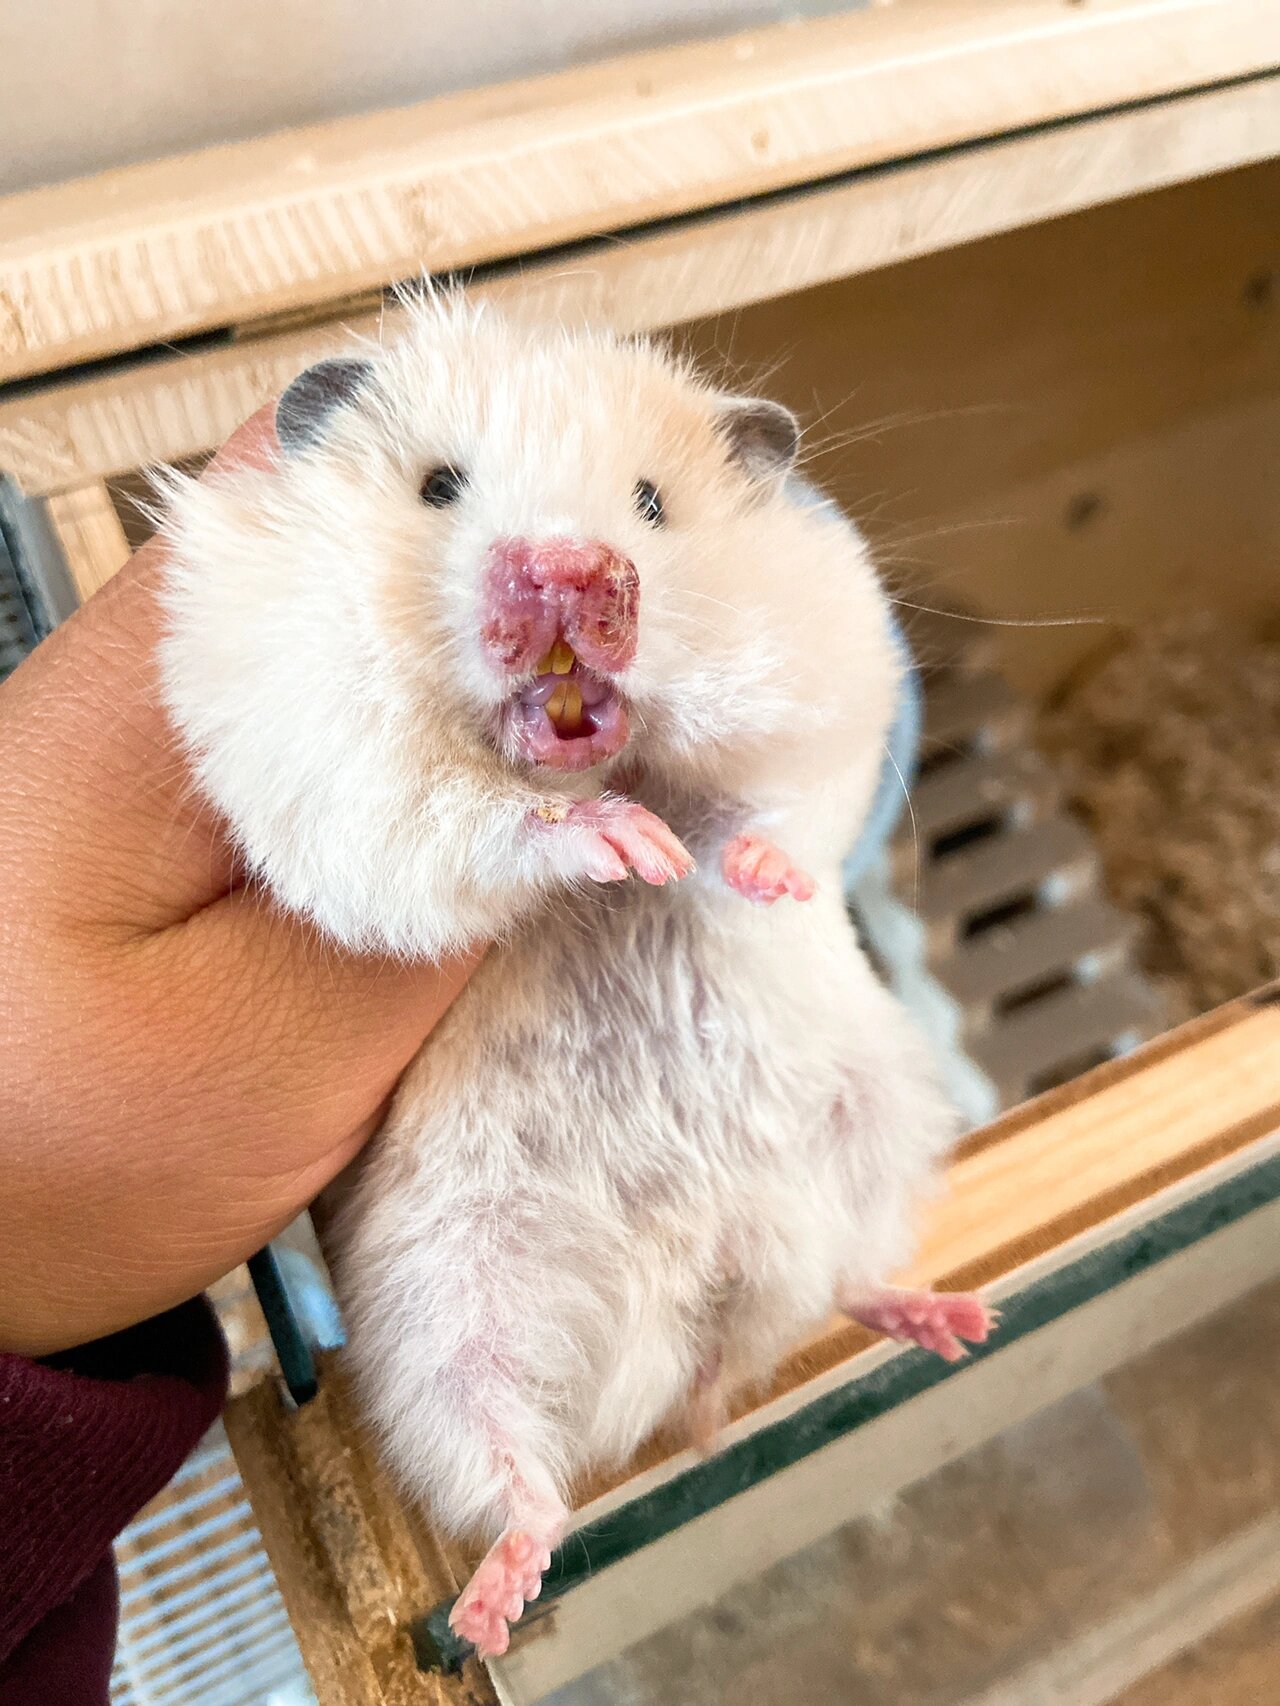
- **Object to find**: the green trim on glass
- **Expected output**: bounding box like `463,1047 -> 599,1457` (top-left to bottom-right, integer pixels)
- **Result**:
416,1153 -> 1280,1671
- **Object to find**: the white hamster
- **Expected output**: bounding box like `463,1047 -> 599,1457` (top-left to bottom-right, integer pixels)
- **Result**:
159,295 -> 992,1658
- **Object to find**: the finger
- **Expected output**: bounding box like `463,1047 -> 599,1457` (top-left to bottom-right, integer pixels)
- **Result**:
2,902 -> 483,1354
0,406 -> 282,933
136,891 -> 482,1189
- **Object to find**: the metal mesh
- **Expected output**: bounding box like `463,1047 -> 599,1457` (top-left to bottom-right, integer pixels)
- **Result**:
0,470 -> 78,676
0,523 -> 39,679
109,1424 -> 314,1706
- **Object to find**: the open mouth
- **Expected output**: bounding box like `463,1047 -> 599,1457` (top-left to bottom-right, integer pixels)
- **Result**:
503,638 -> 630,772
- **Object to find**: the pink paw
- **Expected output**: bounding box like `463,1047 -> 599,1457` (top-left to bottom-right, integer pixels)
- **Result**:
723,833 -> 815,905
537,797 -> 694,886
448,1529 -> 552,1660
845,1288 -> 997,1364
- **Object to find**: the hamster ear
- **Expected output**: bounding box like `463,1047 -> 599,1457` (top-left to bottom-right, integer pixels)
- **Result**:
715,397 -> 800,481
276,357 -> 374,453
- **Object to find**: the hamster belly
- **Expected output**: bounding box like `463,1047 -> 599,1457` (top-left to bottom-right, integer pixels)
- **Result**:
328,881 -> 944,1530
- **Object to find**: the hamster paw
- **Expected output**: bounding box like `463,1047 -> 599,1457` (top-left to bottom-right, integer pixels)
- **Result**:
723,833 -> 816,904
449,1528 -> 553,1660
537,798 -> 694,886
842,1287 -> 997,1363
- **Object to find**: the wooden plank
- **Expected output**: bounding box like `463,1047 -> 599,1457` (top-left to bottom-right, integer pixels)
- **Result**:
899,747 -> 1054,848
224,1371 -> 499,1706
908,999 -> 1280,1289
43,483 -> 130,601
962,1516 -> 1280,1706
1,0 -> 1278,384
5,73 -> 1280,497
492,1186 -> 1280,1699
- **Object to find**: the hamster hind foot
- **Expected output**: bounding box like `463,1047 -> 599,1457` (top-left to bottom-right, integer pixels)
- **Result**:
841,1286 -> 997,1363
449,1527 -> 558,1659
722,833 -> 815,904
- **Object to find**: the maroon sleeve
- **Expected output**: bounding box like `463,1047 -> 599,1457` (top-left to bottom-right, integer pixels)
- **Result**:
0,1298 -> 229,1704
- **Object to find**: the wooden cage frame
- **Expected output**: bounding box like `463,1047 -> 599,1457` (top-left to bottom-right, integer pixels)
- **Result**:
5,4 -> 1280,1701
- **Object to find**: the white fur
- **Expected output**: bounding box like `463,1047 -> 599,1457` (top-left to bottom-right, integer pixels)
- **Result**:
160,297 -> 956,1548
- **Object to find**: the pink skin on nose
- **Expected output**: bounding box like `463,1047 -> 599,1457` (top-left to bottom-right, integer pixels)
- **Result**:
482,537 -> 640,772
481,536 -> 639,676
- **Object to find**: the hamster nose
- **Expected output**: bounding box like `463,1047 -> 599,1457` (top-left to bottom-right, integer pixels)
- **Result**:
482,536 -> 639,675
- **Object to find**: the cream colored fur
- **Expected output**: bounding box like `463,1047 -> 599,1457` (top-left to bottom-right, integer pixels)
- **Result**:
159,297 -> 955,1550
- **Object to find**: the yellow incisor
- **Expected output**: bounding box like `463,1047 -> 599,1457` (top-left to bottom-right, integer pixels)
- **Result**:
545,680 -> 585,734
537,639 -> 577,676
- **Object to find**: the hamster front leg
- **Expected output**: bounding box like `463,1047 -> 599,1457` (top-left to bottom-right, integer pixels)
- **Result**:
249,759 -> 695,956
532,794 -> 694,888
721,830 -> 816,905
404,778 -> 694,955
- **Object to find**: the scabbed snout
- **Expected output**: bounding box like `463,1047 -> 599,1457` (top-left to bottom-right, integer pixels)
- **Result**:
481,537 -> 638,772
480,537 -> 639,677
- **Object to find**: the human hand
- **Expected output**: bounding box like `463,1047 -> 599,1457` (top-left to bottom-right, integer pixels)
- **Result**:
0,408 -> 480,1355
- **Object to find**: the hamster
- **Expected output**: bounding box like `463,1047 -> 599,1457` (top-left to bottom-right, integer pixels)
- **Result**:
159,296 -> 993,1659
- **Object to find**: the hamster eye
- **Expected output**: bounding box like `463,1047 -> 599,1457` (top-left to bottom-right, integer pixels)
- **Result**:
633,479 -> 666,528
420,465 -> 467,507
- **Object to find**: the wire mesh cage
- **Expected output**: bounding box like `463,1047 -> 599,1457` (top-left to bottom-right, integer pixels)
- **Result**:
110,1421 -> 313,1706
107,1241 -> 346,1706
0,473 -> 77,680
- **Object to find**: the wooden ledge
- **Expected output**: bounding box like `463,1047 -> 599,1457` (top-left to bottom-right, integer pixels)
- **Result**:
6,72 -> 1280,503
2,0 -> 1279,385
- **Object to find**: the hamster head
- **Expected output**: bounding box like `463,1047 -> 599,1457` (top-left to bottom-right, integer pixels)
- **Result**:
160,296 -> 896,947
268,300 -> 886,775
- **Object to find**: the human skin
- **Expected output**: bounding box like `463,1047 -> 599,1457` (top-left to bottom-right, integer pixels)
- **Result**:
0,407 -> 479,1356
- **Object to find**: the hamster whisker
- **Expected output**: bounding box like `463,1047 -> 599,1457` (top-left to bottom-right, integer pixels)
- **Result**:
881,736 -> 920,913
888,597 -> 1109,632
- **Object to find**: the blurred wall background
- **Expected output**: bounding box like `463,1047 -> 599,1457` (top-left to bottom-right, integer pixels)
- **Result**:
0,0 -> 865,196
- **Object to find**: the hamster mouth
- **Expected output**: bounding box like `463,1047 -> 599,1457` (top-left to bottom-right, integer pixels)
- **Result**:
503,639 -> 630,772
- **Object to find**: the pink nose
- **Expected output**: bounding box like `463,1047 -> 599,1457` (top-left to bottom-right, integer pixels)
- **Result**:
481,536 -> 639,675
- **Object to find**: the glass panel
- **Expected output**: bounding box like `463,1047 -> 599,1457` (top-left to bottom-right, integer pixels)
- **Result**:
542,1277 -> 1280,1705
